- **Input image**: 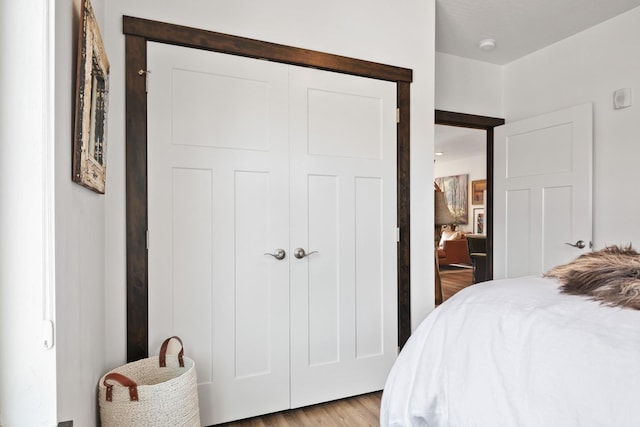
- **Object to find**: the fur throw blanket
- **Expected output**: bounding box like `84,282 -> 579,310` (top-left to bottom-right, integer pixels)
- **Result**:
544,245 -> 640,310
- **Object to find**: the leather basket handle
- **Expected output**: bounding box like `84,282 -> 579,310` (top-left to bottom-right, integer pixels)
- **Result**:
159,336 -> 184,367
103,372 -> 138,402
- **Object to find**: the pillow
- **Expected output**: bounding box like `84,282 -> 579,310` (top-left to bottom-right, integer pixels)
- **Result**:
439,230 -> 460,248
544,245 -> 640,310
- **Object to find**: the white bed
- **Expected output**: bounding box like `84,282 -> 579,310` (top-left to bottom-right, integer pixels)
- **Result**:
381,276 -> 640,427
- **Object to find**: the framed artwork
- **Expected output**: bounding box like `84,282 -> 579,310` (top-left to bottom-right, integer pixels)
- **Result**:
472,179 -> 486,205
474,208 -> 485,234
435,174 -> 468,224
72,0 -> 110,194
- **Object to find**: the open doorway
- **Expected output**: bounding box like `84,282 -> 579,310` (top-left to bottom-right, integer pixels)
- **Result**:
435,124 -> 485,301
434,110 -> 504,304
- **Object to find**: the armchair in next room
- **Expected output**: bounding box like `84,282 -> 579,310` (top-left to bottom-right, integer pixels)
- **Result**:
437,237 -> 471,266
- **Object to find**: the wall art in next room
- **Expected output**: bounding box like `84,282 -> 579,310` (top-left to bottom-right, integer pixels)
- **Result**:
435,174 -> 468,225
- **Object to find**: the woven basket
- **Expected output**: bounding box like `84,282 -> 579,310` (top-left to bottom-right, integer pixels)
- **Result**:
99,336 -> 200,427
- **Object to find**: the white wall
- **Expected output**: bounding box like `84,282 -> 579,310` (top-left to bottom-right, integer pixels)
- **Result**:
435,52 -> 504,117
504,6 -> 640,249
433,53 -> 501,237
435,154 -> 486,233
0,1 -> 57,426
103,0 -> 437,367
54,0 -> 107,425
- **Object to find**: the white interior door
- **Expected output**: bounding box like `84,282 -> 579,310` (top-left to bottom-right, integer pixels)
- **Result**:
147,43 -> 398,425
147,43 -> 291,425
494,103 -> 593,279
289,68 -> 398,408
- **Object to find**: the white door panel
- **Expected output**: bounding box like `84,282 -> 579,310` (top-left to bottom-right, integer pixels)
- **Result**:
148,42 -> 290,425
494,103 -> 592,279
170,67 -> 272,151
289,68 -> 397,408
148,42 -> 398,425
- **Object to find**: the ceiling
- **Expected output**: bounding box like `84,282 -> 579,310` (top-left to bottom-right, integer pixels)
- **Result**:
434,125 -> 486,162
436,0 -> 640,65
434,0 -> 640,160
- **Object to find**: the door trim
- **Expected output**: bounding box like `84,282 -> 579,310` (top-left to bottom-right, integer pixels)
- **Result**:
435,110 -> 505,281
123,16 -> 413,361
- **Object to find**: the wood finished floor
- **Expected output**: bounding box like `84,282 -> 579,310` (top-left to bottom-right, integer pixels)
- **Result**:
440,265 -> 474,302
215,391 -> 382,427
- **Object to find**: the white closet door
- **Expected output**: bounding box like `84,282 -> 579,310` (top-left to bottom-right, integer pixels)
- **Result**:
288,67 -> 398,408
147,41 -> 399,425
147,42 -> 291,425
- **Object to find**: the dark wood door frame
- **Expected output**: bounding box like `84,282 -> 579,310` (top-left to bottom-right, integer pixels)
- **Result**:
435,110 -> 505,280
123,16 -> 414,361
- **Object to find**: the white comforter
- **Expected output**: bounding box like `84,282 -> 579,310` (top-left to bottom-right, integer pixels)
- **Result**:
381,276 -> 640,427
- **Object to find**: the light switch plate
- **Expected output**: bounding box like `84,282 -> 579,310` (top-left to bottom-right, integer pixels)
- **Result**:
614,88 -> 631,109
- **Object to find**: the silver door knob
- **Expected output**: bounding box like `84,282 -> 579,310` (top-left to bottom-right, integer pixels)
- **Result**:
565,240 -> 587,249
264,248 -> 286,260
293,248 -> 318,259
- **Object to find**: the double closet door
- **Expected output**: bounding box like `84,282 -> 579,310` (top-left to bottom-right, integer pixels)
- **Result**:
147,42 -> 398,425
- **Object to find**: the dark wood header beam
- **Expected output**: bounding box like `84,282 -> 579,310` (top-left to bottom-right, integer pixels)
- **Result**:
123,16 -> 412,83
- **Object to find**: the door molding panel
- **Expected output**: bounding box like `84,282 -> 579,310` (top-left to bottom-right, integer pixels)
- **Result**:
123,16 -> 413,361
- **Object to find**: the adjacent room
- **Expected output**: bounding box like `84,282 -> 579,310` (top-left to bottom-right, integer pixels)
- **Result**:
434,124 -> 487,303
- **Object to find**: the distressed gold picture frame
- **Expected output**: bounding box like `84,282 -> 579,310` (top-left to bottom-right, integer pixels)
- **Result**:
471,179 -> 486,205
72,0 -> 110,193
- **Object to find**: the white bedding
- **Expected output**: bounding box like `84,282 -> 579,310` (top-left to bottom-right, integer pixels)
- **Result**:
381,276 -> 640,427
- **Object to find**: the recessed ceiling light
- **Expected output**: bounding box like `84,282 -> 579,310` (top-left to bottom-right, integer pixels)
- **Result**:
435,152 -> 444,156
479,38 -> 496,51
